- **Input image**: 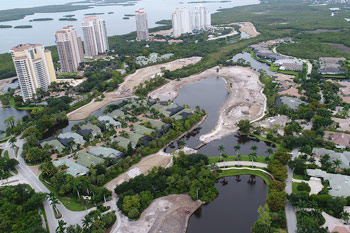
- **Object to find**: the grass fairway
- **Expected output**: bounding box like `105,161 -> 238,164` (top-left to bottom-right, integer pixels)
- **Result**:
218,168 -> 272,185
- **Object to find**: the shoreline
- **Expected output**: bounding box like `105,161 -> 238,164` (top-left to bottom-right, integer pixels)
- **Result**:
150,66 -> 266,144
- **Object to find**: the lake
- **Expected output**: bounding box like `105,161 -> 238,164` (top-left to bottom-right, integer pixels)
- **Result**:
0,0 -> 260,53
166,77 -> 275,157
187,175 -> 268,233
231,52 -> 276,76
0,107 -> 30,133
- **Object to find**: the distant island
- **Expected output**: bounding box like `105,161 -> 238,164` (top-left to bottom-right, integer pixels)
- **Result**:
63,14 -> 75,18
123,17 -> 130,20
84,13 -> 104,16
30,18 -> 54,22
14,25 -> 33,29
124,14 -> 135,17
59,18 -> 78,21
108,12 -> 114,14
0,25 -> 12,28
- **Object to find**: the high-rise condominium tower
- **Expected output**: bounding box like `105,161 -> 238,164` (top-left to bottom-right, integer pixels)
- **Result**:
82,16 -> 109,57
55,25 -> 84,72
172,8 -> 192,38
10,44 -> 57,101
135,8 -> 149,41
192,5 -> 211,30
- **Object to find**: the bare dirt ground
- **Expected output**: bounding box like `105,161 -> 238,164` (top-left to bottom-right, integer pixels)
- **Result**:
150,29 -> 172,36
104,152 -> 171,191
67,57 -> 201,121
239,22 -> 260,37
149,66 -> 266,144
116,194 -> 201,233
0,77 -> 17,95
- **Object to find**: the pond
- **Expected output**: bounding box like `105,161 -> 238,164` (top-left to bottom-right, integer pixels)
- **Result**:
231,52 -> 276,76
187,175 -> 268,233
2,79 -> 19,92
0,107 -> 30,133
165,77 -> 275,157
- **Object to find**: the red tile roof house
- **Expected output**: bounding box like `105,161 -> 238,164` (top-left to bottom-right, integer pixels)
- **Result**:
279,87 -> 302,98
325,131 -> 350,148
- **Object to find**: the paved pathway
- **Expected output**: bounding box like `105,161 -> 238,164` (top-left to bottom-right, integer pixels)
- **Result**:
216,161 -> 268,168
285,147 -> 299,233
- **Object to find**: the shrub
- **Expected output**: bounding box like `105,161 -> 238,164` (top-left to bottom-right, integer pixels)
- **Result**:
297,182 -> 311,193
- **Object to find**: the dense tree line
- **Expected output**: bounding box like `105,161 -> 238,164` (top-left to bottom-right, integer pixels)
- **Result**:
115,153 -> 218,219
0,184 -> 47,233
65,210 -> 116,233
134,76 -> 168,97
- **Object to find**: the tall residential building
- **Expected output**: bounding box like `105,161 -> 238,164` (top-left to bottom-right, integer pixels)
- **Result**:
135,8 -> 149,41
10,44 -> 57,101
172,8 -> 192,38
55,25 -> 84,72
82,16 -> 109,57
192,5 -> 211,30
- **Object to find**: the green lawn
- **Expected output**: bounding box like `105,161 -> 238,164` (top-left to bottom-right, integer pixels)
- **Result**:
292,182 -> 299,193
293,173 -> 310,181
218,168 -> 272,185
39,174 -> 92,211
208,155 -> 267,164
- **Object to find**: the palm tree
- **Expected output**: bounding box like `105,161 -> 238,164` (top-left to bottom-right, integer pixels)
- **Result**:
56,220 -> 66,233
234,144 -> 241,155
332,159 -> 342,173
251,145 -> 258,152
48,193 -> 59,213
265,156 -> 271,164
249,151 -> 257,167
266,148 -> 273,157
341,211 -> 350,225
236,154 -> 241,166
82,215 -> 91,229
217,145 -> 227,168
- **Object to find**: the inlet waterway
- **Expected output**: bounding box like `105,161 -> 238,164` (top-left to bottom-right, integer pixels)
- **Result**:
187,175 -> 268,233
231,52 -> 276,76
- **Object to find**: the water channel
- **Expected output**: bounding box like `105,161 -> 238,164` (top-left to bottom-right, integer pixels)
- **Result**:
187,175 -> 268,233
231,52 -> 276,76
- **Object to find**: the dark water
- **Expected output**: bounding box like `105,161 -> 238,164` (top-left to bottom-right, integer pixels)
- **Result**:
166,77 -> 275,157
231,52 -> 276,76
187,175 -> 267,233
0,107 -> 30,132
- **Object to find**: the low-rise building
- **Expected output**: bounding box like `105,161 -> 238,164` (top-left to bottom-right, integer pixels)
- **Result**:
88,146 -> 124,161
78,123 -> 102,139
58,132 -> 86,149
275,96 -> 306,111
319,57 -> 346,75
98,116 -> 122,128
76,151 -> 104,168
307,169 -> 350,197
312,147 -> 350,169
324,131 -> 350,148
40,138 -> 65,153
53,159 -> 89,177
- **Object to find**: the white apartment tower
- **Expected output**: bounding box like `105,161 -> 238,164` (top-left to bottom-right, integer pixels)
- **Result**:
55,25 -> 84,72
172,8 -> 192,38
82,16 -> 109,57
135,8 -> 149,41
192,5 -> 211,30
10,44 -> 57,101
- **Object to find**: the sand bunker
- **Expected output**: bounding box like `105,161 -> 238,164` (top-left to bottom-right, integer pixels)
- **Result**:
149,66 -> 266,144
